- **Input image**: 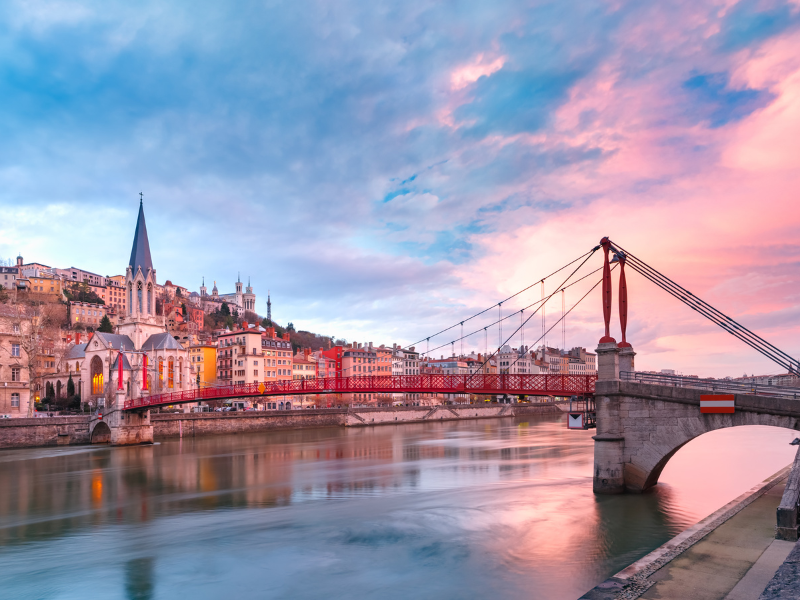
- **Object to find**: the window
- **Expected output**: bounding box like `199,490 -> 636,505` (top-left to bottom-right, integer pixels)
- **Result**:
11,393 -> 20,407
254,360 -> 258,366
11,343 -> 20,357
11,367 -> 21,382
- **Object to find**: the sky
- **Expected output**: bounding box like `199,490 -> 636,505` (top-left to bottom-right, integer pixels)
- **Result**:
1,0 -> 799,377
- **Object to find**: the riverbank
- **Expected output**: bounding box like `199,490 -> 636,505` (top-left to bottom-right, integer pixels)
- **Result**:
580,465 -> 795,599
0,402 -> 564,448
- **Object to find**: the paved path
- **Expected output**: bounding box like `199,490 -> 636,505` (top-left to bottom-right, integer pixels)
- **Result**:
640,481 -> 792,600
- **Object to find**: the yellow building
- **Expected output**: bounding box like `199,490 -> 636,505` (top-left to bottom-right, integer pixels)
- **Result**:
27,274 -> 64,301
189,343 -> 218,387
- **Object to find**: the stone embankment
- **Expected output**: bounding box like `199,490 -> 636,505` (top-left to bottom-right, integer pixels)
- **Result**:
0,402 -> 564,448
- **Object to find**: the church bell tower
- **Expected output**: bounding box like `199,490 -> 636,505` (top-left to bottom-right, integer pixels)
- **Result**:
118,196 -> 166,347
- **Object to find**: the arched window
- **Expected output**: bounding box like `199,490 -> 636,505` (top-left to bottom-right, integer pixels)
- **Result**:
91,356 -> 104,395
177,358 -> 182,386
158,358 -> 164,389
56,380 -> 62,399
168,357 -> 174,388
147,284 -> 152,315
137,282 -> 143,314
128,282 -> 133,315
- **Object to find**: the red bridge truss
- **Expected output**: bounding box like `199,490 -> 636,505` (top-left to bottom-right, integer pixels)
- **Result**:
123,373 -> 596,411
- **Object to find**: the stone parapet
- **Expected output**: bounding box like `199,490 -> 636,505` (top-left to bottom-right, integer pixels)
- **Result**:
777,446 -> 800,541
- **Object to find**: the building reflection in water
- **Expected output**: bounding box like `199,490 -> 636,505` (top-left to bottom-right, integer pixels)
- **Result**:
125,557 -> 154,600
0,418 -> 796,599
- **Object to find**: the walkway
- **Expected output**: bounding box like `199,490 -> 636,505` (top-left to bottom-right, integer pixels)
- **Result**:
640,479 -> 792,599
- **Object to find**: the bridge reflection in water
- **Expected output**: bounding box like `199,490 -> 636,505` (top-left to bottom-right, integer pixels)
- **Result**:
0,417 -> 795,599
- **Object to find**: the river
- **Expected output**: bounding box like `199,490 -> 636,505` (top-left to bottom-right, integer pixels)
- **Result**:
0,415 -> 796,599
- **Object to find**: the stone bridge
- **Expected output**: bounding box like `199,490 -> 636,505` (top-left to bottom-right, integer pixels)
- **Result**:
593,342 -> 800,494
88,390 -> 153,445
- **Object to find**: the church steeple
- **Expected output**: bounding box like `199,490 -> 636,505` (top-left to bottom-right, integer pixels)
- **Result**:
129,198 -> 154,274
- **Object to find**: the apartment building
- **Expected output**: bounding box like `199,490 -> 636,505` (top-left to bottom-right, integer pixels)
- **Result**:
497,345 -> 533,375
565,347 -> 597,375
189,343 -> 217,387
69,302 -> 108,328
216,326 -> 263,386
343,344 -> 377,405
0,305 -> 29,417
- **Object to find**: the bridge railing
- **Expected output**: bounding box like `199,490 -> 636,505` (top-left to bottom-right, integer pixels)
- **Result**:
124,373 -> 597,410
621,371 -> 800,399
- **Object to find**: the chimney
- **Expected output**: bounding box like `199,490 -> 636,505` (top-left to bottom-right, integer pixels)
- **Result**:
267,327 -> 275,338
304,348 -> 310,360
283,332 -> 290,342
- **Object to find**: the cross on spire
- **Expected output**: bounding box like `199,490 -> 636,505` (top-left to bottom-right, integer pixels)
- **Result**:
139,191 -> 143,205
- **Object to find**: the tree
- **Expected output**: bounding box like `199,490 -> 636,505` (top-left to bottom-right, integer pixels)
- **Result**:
8,302 -> 68,416
220,301 -> 231,317
64,282 -> 105,305
261,317 -> 270,328
181,303 -> 187,317
67,372 -> 75,397
287,322 -> 296,332
0,284 -> 8,304
98,315 -> 114,333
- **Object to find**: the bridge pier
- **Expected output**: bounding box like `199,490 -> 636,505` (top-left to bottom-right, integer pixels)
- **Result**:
89,390 -> 153,445
593,342 -> 626,494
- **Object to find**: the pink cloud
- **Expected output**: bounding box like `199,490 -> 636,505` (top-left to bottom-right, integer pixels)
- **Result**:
450,54 -> 506,91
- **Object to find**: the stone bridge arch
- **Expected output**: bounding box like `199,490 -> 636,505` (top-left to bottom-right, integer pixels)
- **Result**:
593,375 -> 800,494
90,420 -> 111,444
621,400 -> 799,492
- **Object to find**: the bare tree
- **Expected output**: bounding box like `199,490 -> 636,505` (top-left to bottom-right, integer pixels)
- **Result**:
9,303 -> 68,416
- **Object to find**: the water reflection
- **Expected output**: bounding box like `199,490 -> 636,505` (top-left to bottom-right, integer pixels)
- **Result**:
0,417 -> 795,599
125,557 -> 154,600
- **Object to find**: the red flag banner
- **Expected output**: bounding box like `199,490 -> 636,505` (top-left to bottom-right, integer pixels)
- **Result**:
700,394 -> 735,414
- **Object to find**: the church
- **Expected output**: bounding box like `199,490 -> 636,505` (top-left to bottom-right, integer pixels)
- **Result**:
68,200 -> 191,408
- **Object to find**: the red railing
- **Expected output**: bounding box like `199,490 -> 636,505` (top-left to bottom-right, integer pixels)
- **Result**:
123,373 -> 596,410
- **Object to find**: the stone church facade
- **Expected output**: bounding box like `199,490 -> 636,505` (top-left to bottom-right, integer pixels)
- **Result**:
72,200 -> 191,408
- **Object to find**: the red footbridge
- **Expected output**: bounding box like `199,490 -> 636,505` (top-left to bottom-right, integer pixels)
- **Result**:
123,373 -> 597,411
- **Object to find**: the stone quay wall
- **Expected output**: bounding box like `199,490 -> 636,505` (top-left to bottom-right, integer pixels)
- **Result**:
152,409 -> 347,437
0,416 -> 91,449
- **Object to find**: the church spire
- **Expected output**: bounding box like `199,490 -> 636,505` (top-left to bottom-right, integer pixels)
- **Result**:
267,290 -> 272,324
129,198 -> 154,274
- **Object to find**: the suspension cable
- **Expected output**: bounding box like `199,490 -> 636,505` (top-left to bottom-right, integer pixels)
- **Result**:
609,240 -> 799,374
502,273 -> 608,376
406,248 -> 597,349
425,265 -> 603,356
466,247 -> 600,383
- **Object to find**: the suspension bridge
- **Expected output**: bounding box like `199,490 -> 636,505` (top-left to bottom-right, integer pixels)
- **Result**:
96,237 -> 800,500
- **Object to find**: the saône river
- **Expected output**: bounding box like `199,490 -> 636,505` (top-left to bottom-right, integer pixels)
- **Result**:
0,415 -> 796,599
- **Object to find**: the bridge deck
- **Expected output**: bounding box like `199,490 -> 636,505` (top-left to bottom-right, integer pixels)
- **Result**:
123,373 -> 596,411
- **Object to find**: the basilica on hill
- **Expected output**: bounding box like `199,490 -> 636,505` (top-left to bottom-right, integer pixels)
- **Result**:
64,200 -> 192,407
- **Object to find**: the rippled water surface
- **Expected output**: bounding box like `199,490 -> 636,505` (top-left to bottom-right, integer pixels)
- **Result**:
0,415 -> 796,599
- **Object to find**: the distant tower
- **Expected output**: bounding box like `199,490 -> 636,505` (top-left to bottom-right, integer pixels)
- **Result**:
212,281 -> 218,297
267,290 -> 272,325
200,276 -> 207,297
243,276 -> 255,312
